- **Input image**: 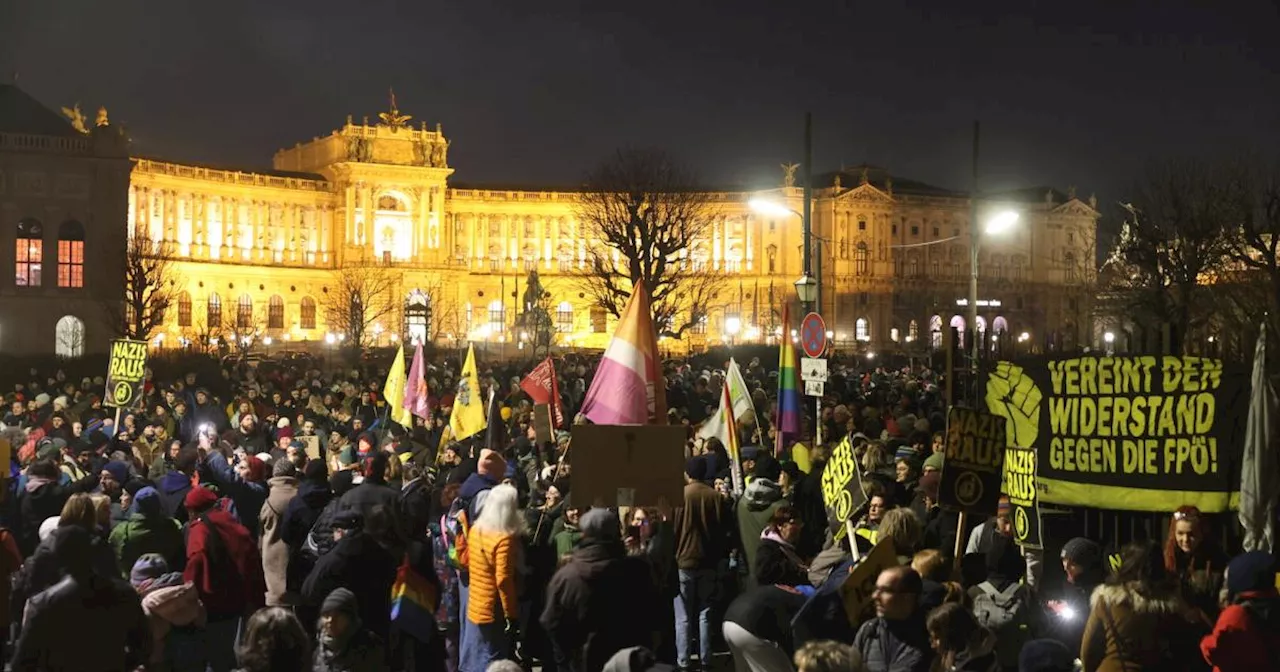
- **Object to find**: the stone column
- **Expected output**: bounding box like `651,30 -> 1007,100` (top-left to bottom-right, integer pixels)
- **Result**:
361,186 -> 374,255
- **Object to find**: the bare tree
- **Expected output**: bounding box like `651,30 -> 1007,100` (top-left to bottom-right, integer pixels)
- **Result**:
321,262 -> 398,348
107,232 -> 179,341
220,303 -> 269,358
573,149 -> 724,337
1221,158 -> 1280,340
181,318 -> 221,355
1104,158 -> 1239,353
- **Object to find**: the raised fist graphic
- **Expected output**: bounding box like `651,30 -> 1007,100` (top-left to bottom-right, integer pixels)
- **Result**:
985,361 -> 1042,448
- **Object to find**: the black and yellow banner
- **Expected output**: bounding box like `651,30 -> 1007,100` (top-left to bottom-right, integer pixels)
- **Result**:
939,407 -> 1007,517
984,356 -> 1247,513
105,339 -> 148,409
1002,446 -> 1042,548
820,435 -> 866,540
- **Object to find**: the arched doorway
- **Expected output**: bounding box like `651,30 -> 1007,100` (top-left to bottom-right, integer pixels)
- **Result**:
950,315 -> 966,348
404,289 -> 430,344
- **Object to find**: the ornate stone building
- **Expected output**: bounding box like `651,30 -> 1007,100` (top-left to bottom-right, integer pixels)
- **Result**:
5,87 -> 1100,356
0,85 -> 131,356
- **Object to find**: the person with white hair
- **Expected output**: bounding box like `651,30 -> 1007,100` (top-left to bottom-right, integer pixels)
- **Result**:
460,483 -> 523,672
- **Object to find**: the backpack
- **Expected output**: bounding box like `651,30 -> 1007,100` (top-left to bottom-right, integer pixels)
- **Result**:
972,580 -> 1032,668
440,496 -> 471,570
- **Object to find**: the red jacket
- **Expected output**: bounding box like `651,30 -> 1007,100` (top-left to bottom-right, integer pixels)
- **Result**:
183,509 -> 265,620
1201,591 -> 1280,671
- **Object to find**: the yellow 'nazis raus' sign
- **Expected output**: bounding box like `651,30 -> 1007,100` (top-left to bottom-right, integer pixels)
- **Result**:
105,339 -> 148,408
984,356 -> 1248,513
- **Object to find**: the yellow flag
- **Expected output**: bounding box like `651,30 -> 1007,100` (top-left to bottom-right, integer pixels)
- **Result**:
382,344 -> 413,428
449,344 -> 487,441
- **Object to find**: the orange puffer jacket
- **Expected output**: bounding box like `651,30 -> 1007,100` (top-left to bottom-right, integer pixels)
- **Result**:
464,527 -> 519,625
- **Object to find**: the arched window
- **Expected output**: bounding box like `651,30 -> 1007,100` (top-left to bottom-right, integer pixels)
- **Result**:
57,220 -> 85,288
855,318 -> 870,341
16,218 -> 42,287
488,300 -> 505,333
908,255 -> 921,277
930,314 -> 943,349
993,316 -> 1009,335
890,327 -> 900,342
207,293 -> 222,328
1063,252 -> 1077,283
556,301 -> 573,333
976,315 -> 988,338
855,243 -> 869,275
55,315 -> 84,358
300,297 -> 316,330
177,292 -> 192,327
268,295 -> 285,329
405,290 -> 429,344
950,315 -> 966,348
908,319 -> 919,342
237,294 -> 253,328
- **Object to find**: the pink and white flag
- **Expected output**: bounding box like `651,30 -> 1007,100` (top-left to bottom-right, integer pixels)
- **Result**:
403,342 -> 431,420
580,283 -> 668,425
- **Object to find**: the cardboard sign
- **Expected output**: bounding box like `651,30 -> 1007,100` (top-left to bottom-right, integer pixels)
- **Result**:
571,425 -> 686,507
533,403 -> 554,445
105,339 -> 148,408
1002,445 -> 1042,548
939,407 -> 1007,516
301,435 -> 321,461
839,539 -> 899,627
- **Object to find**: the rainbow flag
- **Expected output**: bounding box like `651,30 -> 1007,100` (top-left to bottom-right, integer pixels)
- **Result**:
581,283 -> 668,425
775,302 -> 802,453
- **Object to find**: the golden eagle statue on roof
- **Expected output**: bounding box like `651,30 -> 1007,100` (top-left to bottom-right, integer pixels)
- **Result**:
60,103 -> 88,134
378,88 -> 412,128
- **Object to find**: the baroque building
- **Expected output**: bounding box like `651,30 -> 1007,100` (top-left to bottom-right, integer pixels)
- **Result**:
0,85 -> 131,356
4,87 -> 1100,356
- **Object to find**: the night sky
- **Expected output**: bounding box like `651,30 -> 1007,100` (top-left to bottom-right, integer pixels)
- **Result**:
3,0 -> 1278,222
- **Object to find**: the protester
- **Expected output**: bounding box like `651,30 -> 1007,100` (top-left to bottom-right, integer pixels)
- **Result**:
853,566 -> 932,672
260,458 -> 300,607
459,482 -> 522,672
674,456 -> 732,671
132,553 -> 209,672
926,602 -> 998,671
755,506 -> 809,587
1199,550 -> 1280,671
313,587 -> 386,672
1046,537 -> 1105,653
723,584 -> 810,672
109,485 -> 185,575
301,508 -> 399,644
233,606 -> 312,672
793,640 -> 864,672
737,448 -> 786,587
1165,505 -> 1228,621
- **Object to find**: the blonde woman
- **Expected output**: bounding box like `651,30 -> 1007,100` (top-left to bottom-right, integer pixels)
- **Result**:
460,483 -> 523,672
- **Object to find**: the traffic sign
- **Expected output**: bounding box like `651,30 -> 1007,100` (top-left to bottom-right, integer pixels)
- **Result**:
801,357 -> 828,382
804,380 -> 825,397
800,312 -> 827,358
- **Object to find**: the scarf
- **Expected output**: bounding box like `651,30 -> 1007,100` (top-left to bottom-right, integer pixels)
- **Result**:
135,570 -> 185,596
761,526 -> 808,570
25,475 -> 53,493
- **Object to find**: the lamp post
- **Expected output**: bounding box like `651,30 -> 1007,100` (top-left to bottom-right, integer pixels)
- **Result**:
748,112 -> 816,314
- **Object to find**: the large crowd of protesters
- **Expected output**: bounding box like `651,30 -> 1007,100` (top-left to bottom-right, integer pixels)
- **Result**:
0,347 -> 1275,672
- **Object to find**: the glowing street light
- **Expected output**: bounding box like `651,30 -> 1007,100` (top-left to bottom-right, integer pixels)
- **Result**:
1103,332 -> 1115,344
725,316 -> 741,336
325,333 -> 336,345
984,210 -> 1020,235
748,197 -> 797,219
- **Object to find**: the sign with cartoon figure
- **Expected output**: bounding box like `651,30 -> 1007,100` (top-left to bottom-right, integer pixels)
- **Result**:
984,356 -> 1248,512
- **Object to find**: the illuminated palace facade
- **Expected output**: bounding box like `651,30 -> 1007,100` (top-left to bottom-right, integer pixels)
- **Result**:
123,104 -> 1099,356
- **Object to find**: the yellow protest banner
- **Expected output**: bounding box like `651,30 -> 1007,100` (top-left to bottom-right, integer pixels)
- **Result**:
105,339 -> 148,409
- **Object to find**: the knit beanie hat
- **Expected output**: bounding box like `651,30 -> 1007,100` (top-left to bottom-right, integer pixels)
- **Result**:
580,508 -> 621,541
38,517 -> 59,543
103,460 -> 130,484
1061,537 -> 1103,569
130,553 -> 169,589
918,471 -> 941,501
303,458 -> 328,483
1018,639 -> 1075,672
184,485 -> 218,511
685,456 -> 709,482
1226,551 -> 1279,599
894,445 -> 916,462
922,453 -> 945,472
133,486 -> 162,517
273,459 -> 297,478
478,448 -> 507,482
321,587 -> 360,618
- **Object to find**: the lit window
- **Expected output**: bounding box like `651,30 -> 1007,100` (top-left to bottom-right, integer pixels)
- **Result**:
16,218 -> 42,287
488,300 -> 505,333
177,292 -> 192,327
908,320 -> 919,341
268,295 -> 285,329
556,301 -> 573,333
300,297 -> 317,330
855,318 -> 870,341
57,220 -> 85,288
855,243 -> 869,275
237,294 -> 253,328
207,293 -> 222,328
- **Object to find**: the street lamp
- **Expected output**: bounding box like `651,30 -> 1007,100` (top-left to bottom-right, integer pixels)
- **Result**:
1104,331 -> 1115,355
749,112 -> 815,313
794,274 -> 818,305
968,209 -> 1020,377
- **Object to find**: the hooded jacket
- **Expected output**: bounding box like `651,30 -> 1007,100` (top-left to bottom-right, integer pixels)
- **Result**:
109,492 -> 185,576
157,470 -> 194,523
259,475 -> 299,606
735,478 -> 784,587
201,450 -> 268,537
13,572 -> 151,672
1081,581 -> 1203,672
754,527 -> 808,588
182,508 -> 266,620
1200,590 -> 1280,672
301,529 -> 399,639
541,539 -> 658,672
140,577 -> 208,671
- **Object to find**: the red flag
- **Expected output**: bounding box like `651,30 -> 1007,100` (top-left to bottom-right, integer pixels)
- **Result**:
520,357 -> 565,428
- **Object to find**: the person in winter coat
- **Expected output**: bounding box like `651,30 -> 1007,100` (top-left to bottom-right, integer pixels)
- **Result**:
340,452 -> 401,525
280,459 -> 333,599
755,506 -> 809,588
1200,550 -> 1280,672
926,603 -> 998,672
12,526 -> 152,672
15,458 -> 97,556
1165,506 -> 1228,622
301,507 -> 399,644
156,447 -> 198,523
131,553 -> 209,672
1045,537 -> 1106,654
313,587 -> 387,672
541,508 -> 658,672
1080,540 -> 1204,672
183,485 -> 267,672
232,606 -> 312,672
400,463 -> 434,541
723,584 -> 810,672
460,483 -> 522,672
553,505 -> 584,562
259,458 -> 299,606
853,566 -> 933,672
673,456 -> 733,670
109,486 -> 185,575
737,457 -> 786,588
200,449 -> 269,537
